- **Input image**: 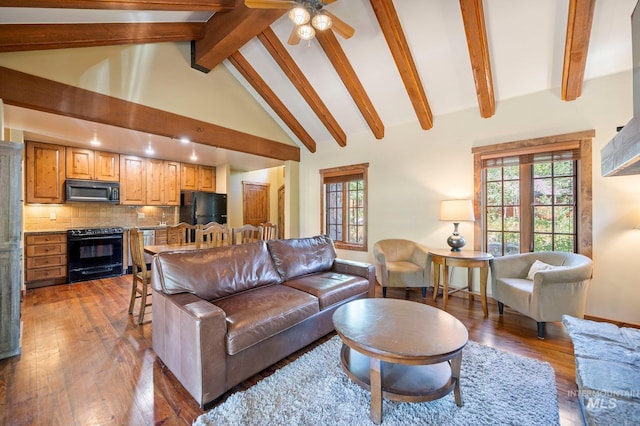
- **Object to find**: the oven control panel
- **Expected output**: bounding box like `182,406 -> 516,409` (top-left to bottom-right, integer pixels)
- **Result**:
68,227 -> 125,237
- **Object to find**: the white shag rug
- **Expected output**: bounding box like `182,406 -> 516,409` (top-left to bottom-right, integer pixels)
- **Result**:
194,336 -> 559,426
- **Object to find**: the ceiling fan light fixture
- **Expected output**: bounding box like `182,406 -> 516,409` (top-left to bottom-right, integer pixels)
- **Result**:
289,7 -> 310,25
296,24 -> 315,41
312,13 -> 332,31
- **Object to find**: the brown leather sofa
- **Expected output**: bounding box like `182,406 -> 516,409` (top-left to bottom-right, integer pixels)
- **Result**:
151,235 -> 375,407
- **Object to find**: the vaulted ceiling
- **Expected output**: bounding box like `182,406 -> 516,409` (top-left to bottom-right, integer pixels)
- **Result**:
0,0 -> 636,170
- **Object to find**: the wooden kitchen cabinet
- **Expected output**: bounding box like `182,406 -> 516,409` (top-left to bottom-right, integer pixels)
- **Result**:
66,147 -> 94,180
120,155 -> 146,205
198,165 -> 216,192
146,158 -> 164,205
164,161 -> 181,205
146,159 -> 180,206
26,141 -> 66,204
181,163 -> 198,191
181,163 -> 215,192
95,151 -> 120,181
24,233 -> 67,288
67,148 -> 120,181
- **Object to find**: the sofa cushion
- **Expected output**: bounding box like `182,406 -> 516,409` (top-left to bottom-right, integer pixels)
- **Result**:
213,285 -> 319,355
153,241 -> 282,300
267,235 -> 337,280
283,271 -> 370,310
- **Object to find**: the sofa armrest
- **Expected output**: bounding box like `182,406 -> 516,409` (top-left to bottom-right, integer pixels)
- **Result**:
152,290 -> 228,408
332,258 -> 376,298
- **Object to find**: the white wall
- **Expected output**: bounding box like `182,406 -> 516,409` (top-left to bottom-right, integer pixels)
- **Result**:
299,71 -> 640,325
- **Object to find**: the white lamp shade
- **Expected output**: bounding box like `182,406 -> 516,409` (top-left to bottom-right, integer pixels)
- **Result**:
289,7 -> 310,25
439,199 -> 475,222
296,24 -> 315,40
312,13 -> 332,31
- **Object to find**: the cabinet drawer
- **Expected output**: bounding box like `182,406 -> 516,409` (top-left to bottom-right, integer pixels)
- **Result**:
26,254 -> 66,269
26,234 -> 66,245
26,243 -> 66,257
26,266 -> 66,282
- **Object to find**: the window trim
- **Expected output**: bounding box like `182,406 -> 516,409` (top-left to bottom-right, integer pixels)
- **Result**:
472,130 -> 593,258
319,163 -> 369,251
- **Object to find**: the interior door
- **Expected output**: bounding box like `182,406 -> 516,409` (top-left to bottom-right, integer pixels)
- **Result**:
242,182 -> 270,226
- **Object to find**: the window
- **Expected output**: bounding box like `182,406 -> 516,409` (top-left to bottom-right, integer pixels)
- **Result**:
319,163 -> 368,251
472,131 -> 593,258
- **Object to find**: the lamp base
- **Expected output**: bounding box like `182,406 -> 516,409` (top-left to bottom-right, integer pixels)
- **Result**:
447,222 -> 466,252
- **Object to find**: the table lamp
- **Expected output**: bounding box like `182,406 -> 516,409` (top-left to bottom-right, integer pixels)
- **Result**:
439,199 -> 475,251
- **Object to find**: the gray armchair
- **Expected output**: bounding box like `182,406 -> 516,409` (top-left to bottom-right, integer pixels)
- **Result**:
373,239 -> 430,298
491,251 -> 593,339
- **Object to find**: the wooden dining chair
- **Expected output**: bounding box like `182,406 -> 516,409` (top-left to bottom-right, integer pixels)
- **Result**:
166,222 -> 197,244
128,228 -> 152,325
260,222 -> 278,241
232,224 -> 262,245
196,224 -> 231,249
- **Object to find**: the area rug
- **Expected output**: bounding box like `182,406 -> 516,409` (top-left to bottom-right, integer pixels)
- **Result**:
194,336 -> 559,426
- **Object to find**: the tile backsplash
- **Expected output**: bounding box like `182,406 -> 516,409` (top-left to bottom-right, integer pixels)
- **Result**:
24,204 -> 179,231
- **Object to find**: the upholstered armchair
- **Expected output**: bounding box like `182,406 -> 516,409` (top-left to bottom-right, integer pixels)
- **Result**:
373,239 -> 430,298
491,251 -> 593,339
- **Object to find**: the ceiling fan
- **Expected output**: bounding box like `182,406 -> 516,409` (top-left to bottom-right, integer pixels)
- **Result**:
245,0 -> 355,45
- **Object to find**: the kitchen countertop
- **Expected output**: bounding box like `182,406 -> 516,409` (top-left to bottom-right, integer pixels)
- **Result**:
24,225 -> 172,235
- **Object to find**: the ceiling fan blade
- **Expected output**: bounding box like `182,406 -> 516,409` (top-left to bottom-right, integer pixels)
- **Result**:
244,0 -> 294,9
325,12 -> 355,39
288,26 -> 301,45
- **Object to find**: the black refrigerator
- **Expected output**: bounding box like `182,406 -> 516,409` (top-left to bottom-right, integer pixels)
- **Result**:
180,192 -> 227,225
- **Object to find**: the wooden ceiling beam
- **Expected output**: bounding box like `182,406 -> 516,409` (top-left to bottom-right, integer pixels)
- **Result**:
258,27 -> 347,147
369,0 -> 433,130
0,22 -> 204,52
192,5 -> 285,72
0,66 -> 300,162
562,0 -> 595,101
228,51 -> 317,153
459,0 -> 495,118
316,29 -> 384,140
0,0 -> 234,11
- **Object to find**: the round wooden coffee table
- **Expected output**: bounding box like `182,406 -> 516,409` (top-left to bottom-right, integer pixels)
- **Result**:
332,298 -> 468,425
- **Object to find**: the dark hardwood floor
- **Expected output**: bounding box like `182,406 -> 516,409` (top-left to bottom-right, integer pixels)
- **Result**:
1,275 -> 590,425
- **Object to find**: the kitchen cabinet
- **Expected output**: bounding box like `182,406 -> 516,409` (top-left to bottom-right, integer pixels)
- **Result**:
67,148 -> 120,181
0,141 -> 23,360
66,147 -> 94,180
146,159 -> 181,206
198,165 -> 216,192
95,151 -> 120,181
26,141 -> 65,204
181,163 -> 216,192
120,155 -> 146,205
24,233 -> 67,289
181,163 -> 198,191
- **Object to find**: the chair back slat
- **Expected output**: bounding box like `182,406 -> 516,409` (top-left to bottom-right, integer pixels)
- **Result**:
232,224 -> 262,245
129,228 -> 147,274
196,225 -> 231,249
260,222 -> 278,241
167,222 -> 198,244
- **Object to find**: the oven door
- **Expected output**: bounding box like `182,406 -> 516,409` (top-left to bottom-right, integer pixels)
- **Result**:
67,235 -> 123,283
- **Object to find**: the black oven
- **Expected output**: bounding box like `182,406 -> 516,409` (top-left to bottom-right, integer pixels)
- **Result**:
67,227 -> 124,283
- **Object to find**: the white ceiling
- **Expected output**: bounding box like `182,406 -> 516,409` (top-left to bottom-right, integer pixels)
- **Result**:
1,0 -> 638,171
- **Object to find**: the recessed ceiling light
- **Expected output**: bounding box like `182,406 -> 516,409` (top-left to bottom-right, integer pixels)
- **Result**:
180,137 -> 190,144
90,133 -> 100,146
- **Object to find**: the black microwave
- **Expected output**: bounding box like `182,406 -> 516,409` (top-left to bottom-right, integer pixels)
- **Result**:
65,179 -> 120,203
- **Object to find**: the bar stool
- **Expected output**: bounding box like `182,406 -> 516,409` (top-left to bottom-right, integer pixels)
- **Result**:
128,228 -> 152,324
